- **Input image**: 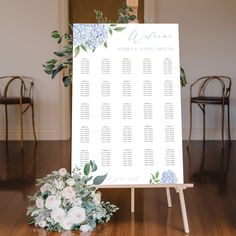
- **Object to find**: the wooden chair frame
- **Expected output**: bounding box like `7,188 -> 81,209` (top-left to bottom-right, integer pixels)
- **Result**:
0,76 -> 37,147
188,76 -> 231,147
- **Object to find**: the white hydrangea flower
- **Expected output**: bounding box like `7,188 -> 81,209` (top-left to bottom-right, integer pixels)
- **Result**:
67,206 -> 86,224
36,198 -> 44,209
62,186 -> 76,200
40,183 -> 51,194
51,208 -> 66,223
92,192 -> 101,206
66,178 -> 75,186
54,179 -> 65,190
80,224 -> 92,232
58,168 -> 67,177
45,195 -> 61,210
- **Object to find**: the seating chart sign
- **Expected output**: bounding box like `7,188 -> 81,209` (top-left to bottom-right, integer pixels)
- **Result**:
72,24 -> 183,185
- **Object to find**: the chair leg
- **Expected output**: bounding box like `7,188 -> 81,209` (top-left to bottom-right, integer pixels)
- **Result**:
221,104 -> 225,148
203,105 -> 206,142
227,103 -> 231,143
31,103 -> 37,142
20,103 -> 23,149
188,102 -> 193,147
4,105 -> 8,142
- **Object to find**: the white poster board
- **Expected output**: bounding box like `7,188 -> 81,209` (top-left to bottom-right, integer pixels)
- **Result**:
72,24 -> 183,185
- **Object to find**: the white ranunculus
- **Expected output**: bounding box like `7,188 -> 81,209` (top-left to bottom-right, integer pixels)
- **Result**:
92,192 -> 101,206
58,168 -> 67,177
38,220 -> 46,228
45,195 -> 61,210
59,216 -> 74,230
66,178 -> 75,186
51,208 -> 66,223
62,186 -> 76,199
40,183 -> 51,193
67,206 -> 86,224
80,224 -> 92,232
54,179 -> 65,190
36,198 -> 44,209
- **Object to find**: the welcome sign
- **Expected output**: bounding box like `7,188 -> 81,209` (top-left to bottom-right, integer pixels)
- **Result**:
72,24 -> 183,185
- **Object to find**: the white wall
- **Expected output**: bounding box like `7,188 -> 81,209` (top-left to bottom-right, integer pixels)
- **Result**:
145,0 -> 236,140
0,0 -> 70,140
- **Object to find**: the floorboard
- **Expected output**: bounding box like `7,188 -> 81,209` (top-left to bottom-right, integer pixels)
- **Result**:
0,140 -> 235,236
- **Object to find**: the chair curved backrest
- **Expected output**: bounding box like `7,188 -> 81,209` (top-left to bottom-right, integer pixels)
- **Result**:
0,75 -> 37,147
190,76 -> 231,101
0,76 -> 34,102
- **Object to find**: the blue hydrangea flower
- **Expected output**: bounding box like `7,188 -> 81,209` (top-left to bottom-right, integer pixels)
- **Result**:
73,24 -> 109,50
161,170 -> 177,184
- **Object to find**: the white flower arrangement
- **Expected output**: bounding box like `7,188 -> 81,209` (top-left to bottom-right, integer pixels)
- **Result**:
27,161 -> 118,232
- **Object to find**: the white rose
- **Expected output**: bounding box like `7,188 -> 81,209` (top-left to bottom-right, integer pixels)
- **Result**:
54,179 -> 65,190
45,195 -> 61,210
36,198 -> 44,209
66,178 -> 75,186
51,208 -> 66,223
59,216 -> 74,230
62,186 -> 76,199
40,183 -> 51,193
38,220 -> 46,228
92,192 -> 101,206
80,224 -> 92,232
58,168 -> 67,177
68,206 -> 86,224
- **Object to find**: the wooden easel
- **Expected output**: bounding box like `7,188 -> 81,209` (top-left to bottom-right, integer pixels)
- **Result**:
100,183 -> 193,234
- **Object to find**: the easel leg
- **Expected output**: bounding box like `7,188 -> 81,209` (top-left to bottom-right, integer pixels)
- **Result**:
166,187 -> 172,207
176,187 -> 189,234
131,187 -> 135,213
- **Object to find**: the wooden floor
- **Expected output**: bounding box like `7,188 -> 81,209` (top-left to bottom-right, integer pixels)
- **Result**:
0,140 -> 235,236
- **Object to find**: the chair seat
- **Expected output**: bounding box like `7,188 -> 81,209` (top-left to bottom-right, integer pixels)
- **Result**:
191,96 -> 229,105
0,97 -> 32,105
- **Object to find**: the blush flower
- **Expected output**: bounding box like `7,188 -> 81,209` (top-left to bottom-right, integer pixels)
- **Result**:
40,183 -> 51,194
45,195 -> 61,210
62,186 -> 76,199
51,208 -> 66,223
36,198 -> 44,209
58,168 -> 67,177
67,206 -> 86,224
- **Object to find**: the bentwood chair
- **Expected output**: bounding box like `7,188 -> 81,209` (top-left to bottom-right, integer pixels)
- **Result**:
0,76 -> 37,148
188,76 -> 231,147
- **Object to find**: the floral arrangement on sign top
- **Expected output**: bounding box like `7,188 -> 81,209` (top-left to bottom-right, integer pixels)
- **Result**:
27,161 -> 118,232
42,2 -> 187,87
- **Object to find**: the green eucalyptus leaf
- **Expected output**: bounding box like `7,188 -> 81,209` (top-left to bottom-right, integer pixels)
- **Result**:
57,37 -> 62,44
155,171 -> 159,179
53,51 -> 65,57
93,173 -> 107,185
114,27 -> 126,32
62,76 -> 72,87
46,59 -> 57,64
104,42 -> 107,48
52,63 -> 64,79
51,31 -> 60,39
81,44 -> 87,52
84,163 -> 91,176
74,45 -> 80,57
128,15 -> 136,21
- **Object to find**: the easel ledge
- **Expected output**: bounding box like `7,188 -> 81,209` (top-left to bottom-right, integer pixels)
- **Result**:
97,183 -> 194,234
